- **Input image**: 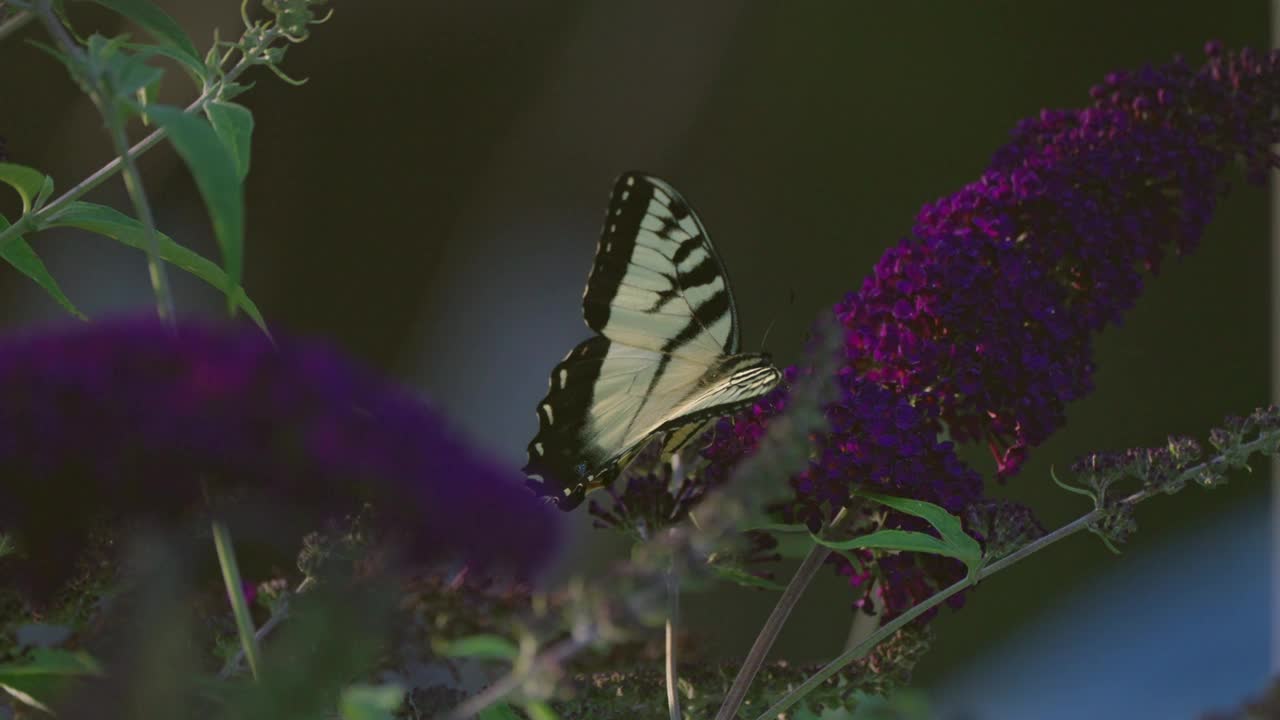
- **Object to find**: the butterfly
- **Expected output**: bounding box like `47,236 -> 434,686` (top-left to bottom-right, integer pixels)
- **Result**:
523,173 -> 783,510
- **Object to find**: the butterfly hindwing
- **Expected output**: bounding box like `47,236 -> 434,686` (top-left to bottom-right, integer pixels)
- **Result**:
525,173 -> 782,509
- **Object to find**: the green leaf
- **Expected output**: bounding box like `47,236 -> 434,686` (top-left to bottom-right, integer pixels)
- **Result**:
742,522 -> 811,534
523,700 -> 561,720
339,683 -> 404,720
48,202 -> 267,333
34,176 -> 55,210
710,562 -> 786,591
123,42 -> 206,85
0,214 -> 86,320
146,105 -> 244,298
206,101 -> 254,180
812,529 -> 957,557
0,649 -> 101,714
105,45 -> 165,101
0,163 -> 52,213
85,0 -> 201,70
438,634 -> 519,661
478,704 -> 524,720
857,491 -> 982,568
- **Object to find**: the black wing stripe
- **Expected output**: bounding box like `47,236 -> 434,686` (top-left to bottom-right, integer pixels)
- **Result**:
662,289 -> 731,354
581,173 -> 739,355
528,174 -> 775,511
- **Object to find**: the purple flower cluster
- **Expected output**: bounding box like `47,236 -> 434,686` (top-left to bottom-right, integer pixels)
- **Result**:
880,43 -> 1278,478
0,318 -> 560,595
704,45 -> 1279,620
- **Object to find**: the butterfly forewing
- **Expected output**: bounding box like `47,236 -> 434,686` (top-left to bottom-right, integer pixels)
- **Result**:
525,173 -> 781,509
583,173 -> 739,359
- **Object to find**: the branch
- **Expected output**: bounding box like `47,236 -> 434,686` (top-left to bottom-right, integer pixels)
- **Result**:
0,9 -> 32,43
714,507 -> 850,720
754,429 -> 1280,719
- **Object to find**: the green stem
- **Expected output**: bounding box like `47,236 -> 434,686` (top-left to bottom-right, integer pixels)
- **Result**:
752,502 -> 1104,720
665,568 -> 682,720
0,9 -> 33,43
442,636 -> 589,720
714,506 -> 850,720
105,111 -> 175,320
34,1 -> 176,318
753,432 -> 1280,719
0,19 -> 254,255
212,521 -> 262,681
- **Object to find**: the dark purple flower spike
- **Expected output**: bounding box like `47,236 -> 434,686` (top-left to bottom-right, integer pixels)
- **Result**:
705,45 -> 1279,620
0,317 -> 561,595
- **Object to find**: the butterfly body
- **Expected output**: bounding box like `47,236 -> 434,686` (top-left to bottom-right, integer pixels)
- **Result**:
525,173 -> 782,509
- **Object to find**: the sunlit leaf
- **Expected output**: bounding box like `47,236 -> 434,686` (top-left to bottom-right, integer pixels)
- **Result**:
339,683 -> 404,720
478,705 -> 523,720
523,700 -> 561,720
0,163 -> 51,213
438,634 -> 519,661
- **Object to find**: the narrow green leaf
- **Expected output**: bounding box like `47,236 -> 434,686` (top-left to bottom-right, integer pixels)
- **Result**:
48,201 -> 267,333
339,683 -> 404,720
0,163 -> 51,213
104,46 -> 165,100
124,42 -> 206,85
856,491 -> 983,571
523,700 -> 561,720
0,214 -> 86,319
478,705 -> 523,720
34,176 -> 55,210
146,105 -> 244,296
85,0 -> 200,69
439,634 -> 519,661
742,522 -> 811,534
812,529 -> 958,558
206,101 -> 254,180
710,563 -> 786,591
0,649 -> 101,714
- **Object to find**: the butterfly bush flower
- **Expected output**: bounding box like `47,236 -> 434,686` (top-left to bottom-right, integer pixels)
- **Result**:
0,318 -> 560,594
703,44 -> 1280,620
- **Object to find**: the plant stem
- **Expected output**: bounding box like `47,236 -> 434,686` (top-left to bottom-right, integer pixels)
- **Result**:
212,521 -> 262,681
666,568 -> 682,720
0,27 -> 255,256
751,507 -> 1105,720
441,636 -> 589,720
34,1 -> 175,319
106,114 -> 176,320
714,507 -> 850,720
0,9 -> 32,43
752,431 -> 1280,719
218,577 -> 314,679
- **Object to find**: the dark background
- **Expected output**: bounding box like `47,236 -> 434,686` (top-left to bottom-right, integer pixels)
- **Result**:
0,1 -> 1270,714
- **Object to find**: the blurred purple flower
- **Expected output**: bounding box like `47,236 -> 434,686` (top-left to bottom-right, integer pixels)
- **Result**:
0,317 -> 560,594
705,44 -> 1279,620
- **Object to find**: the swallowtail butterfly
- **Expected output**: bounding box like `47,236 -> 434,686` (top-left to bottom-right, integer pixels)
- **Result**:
524,173 -> 782,510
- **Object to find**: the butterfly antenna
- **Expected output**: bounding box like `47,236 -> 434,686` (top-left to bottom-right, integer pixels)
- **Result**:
758,288 -> 796,353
